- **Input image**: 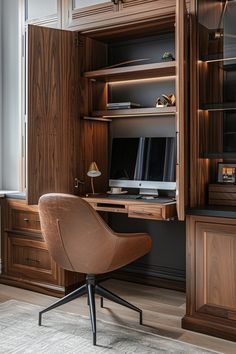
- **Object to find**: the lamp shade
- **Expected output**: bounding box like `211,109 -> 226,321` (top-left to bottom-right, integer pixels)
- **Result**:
87,162 -> 101,177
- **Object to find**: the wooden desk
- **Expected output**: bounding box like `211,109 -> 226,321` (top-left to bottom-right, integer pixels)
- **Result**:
83,195 -> 176,221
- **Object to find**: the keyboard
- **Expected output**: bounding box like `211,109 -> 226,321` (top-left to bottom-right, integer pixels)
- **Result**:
107,195 -> 175,203
107,194 -> 142,200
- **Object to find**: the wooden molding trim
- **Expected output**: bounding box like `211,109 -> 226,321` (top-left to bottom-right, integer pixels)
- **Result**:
182,315 -> 236,342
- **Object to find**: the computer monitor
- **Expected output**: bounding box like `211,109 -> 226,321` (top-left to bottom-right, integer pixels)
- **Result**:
109,137 -> 176,195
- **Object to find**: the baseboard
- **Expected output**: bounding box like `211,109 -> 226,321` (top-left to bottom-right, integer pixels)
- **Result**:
122,262 -> 185,282
0,275 -> 66,297
182,315 -> 236,342
112,264 -> 186,292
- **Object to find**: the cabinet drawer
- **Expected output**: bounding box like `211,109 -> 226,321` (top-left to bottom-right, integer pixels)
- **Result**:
7,234 -> 58,284
128,203 -> 176,220
12,210 -> 41,232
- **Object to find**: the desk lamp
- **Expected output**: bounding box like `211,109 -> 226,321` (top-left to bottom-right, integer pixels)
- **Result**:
87,162 -> 101,194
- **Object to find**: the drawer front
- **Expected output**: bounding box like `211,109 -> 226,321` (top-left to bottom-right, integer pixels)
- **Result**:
12,210 -> 41,232
128,204 -> 163,220
7,234 -> 58,284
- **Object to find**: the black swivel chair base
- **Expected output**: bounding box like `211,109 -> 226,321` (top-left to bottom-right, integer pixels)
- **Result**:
38,275 -> 143,346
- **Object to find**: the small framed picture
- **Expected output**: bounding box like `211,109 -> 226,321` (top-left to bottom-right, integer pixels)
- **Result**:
218,163 -> 236,183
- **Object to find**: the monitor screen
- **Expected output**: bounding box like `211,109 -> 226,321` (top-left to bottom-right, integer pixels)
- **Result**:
110,137 -> 176,185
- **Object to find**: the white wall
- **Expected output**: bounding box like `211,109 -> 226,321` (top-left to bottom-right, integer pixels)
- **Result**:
2,0 -> 20,190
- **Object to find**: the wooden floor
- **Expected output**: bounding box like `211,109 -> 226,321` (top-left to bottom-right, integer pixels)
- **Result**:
0,279 -> 236,353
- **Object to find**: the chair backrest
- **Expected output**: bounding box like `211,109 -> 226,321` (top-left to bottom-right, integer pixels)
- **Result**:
38,193 -> 117,274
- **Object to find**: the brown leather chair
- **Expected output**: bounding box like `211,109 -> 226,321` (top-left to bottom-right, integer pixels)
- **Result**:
38,193 -> 152,345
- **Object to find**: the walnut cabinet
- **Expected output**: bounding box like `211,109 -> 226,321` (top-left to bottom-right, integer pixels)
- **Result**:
182,215 -> 236,341
0,199 -> 84,296
27,0 -> 188,221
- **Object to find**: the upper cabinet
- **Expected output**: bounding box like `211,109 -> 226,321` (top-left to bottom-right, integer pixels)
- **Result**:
190,0 -> 236,207
24,0 -> 62,28
26,1 -> 188,220
63,0 -> 190,32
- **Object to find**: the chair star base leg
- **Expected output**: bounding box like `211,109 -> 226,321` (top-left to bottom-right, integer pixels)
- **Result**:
38,275 -> 143,346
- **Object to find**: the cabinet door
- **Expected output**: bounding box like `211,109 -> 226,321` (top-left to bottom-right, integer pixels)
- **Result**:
195,221 -> 236,321
25,0 -> 62,28
183,215 -> 236,341
27,25 -> 83,204
63,0 -> 117,31
176,0 -> 188,220
7,233 -> 59,284
27,25 -> 109,203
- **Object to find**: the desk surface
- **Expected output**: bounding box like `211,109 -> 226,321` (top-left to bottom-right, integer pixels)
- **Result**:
83,195 -> 176,221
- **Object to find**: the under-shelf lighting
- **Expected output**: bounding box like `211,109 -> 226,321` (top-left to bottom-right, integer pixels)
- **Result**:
108,76 -> 176,85
205,56 -> 236,63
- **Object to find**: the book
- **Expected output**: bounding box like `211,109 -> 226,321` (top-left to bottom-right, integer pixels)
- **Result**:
107,102 -> 141,110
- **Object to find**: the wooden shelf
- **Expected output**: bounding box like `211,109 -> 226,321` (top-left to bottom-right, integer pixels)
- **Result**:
200,103 -> 236,112
84,61 -> 176,82
91,107 -> 176,118
200,55 -> 236,63
201,152 -> 236,159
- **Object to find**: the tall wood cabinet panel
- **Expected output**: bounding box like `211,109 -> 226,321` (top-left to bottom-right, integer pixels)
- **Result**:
28,25 -> 82,204
27,25 -> 108,203
176,0 -> 188,220
183,215 -> 236,341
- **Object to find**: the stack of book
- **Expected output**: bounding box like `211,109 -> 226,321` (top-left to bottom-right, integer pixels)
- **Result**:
107,102 -> 141,110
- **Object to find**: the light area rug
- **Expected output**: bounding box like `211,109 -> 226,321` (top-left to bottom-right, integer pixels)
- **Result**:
0,300 -> 220,354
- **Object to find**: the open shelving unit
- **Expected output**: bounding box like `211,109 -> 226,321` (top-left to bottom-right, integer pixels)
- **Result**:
84,60 -> 176,120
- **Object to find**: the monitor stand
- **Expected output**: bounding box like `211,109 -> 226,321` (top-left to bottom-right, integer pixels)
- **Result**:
139,188 -> 159,196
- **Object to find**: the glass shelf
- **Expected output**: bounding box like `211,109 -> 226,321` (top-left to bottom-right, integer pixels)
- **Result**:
201,152 -> 236,159
200,103 -> 236,111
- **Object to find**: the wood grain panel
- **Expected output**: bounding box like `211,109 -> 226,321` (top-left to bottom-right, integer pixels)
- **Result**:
0,199 -> 85,297
81,121 -> 108,194
28,25 -> 82,204
196,221 -> 236,312
175,0 -> 188,220
7,233 -> 58,284
183,215 -> 236,342
12,210 -> 41,232
84,62 -> 176,82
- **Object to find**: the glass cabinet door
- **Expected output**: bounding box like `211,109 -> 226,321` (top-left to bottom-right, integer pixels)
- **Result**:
198,0 -> 236,158
25,0 -> 61,28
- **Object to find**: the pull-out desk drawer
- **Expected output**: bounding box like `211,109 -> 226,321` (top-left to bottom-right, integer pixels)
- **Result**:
83,196 -> 176,221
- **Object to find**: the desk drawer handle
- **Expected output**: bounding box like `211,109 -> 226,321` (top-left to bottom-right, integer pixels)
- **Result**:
23,218 -> 29,222
25,257 -> 40,264
132,211 -> 154,216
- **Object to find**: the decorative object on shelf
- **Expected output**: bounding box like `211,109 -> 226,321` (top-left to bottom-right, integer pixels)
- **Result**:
162,94 -> 176,106
87,162 -> 101,194
161,52 -> 175,61
155,97 -> 165,107
155,94 -> 176,108
218,163 -> 236,183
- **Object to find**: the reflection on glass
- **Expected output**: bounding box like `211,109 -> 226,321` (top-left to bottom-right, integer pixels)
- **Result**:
25,0 -> 57,21
198,0 -> 236,61
73,0 -> 109,10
